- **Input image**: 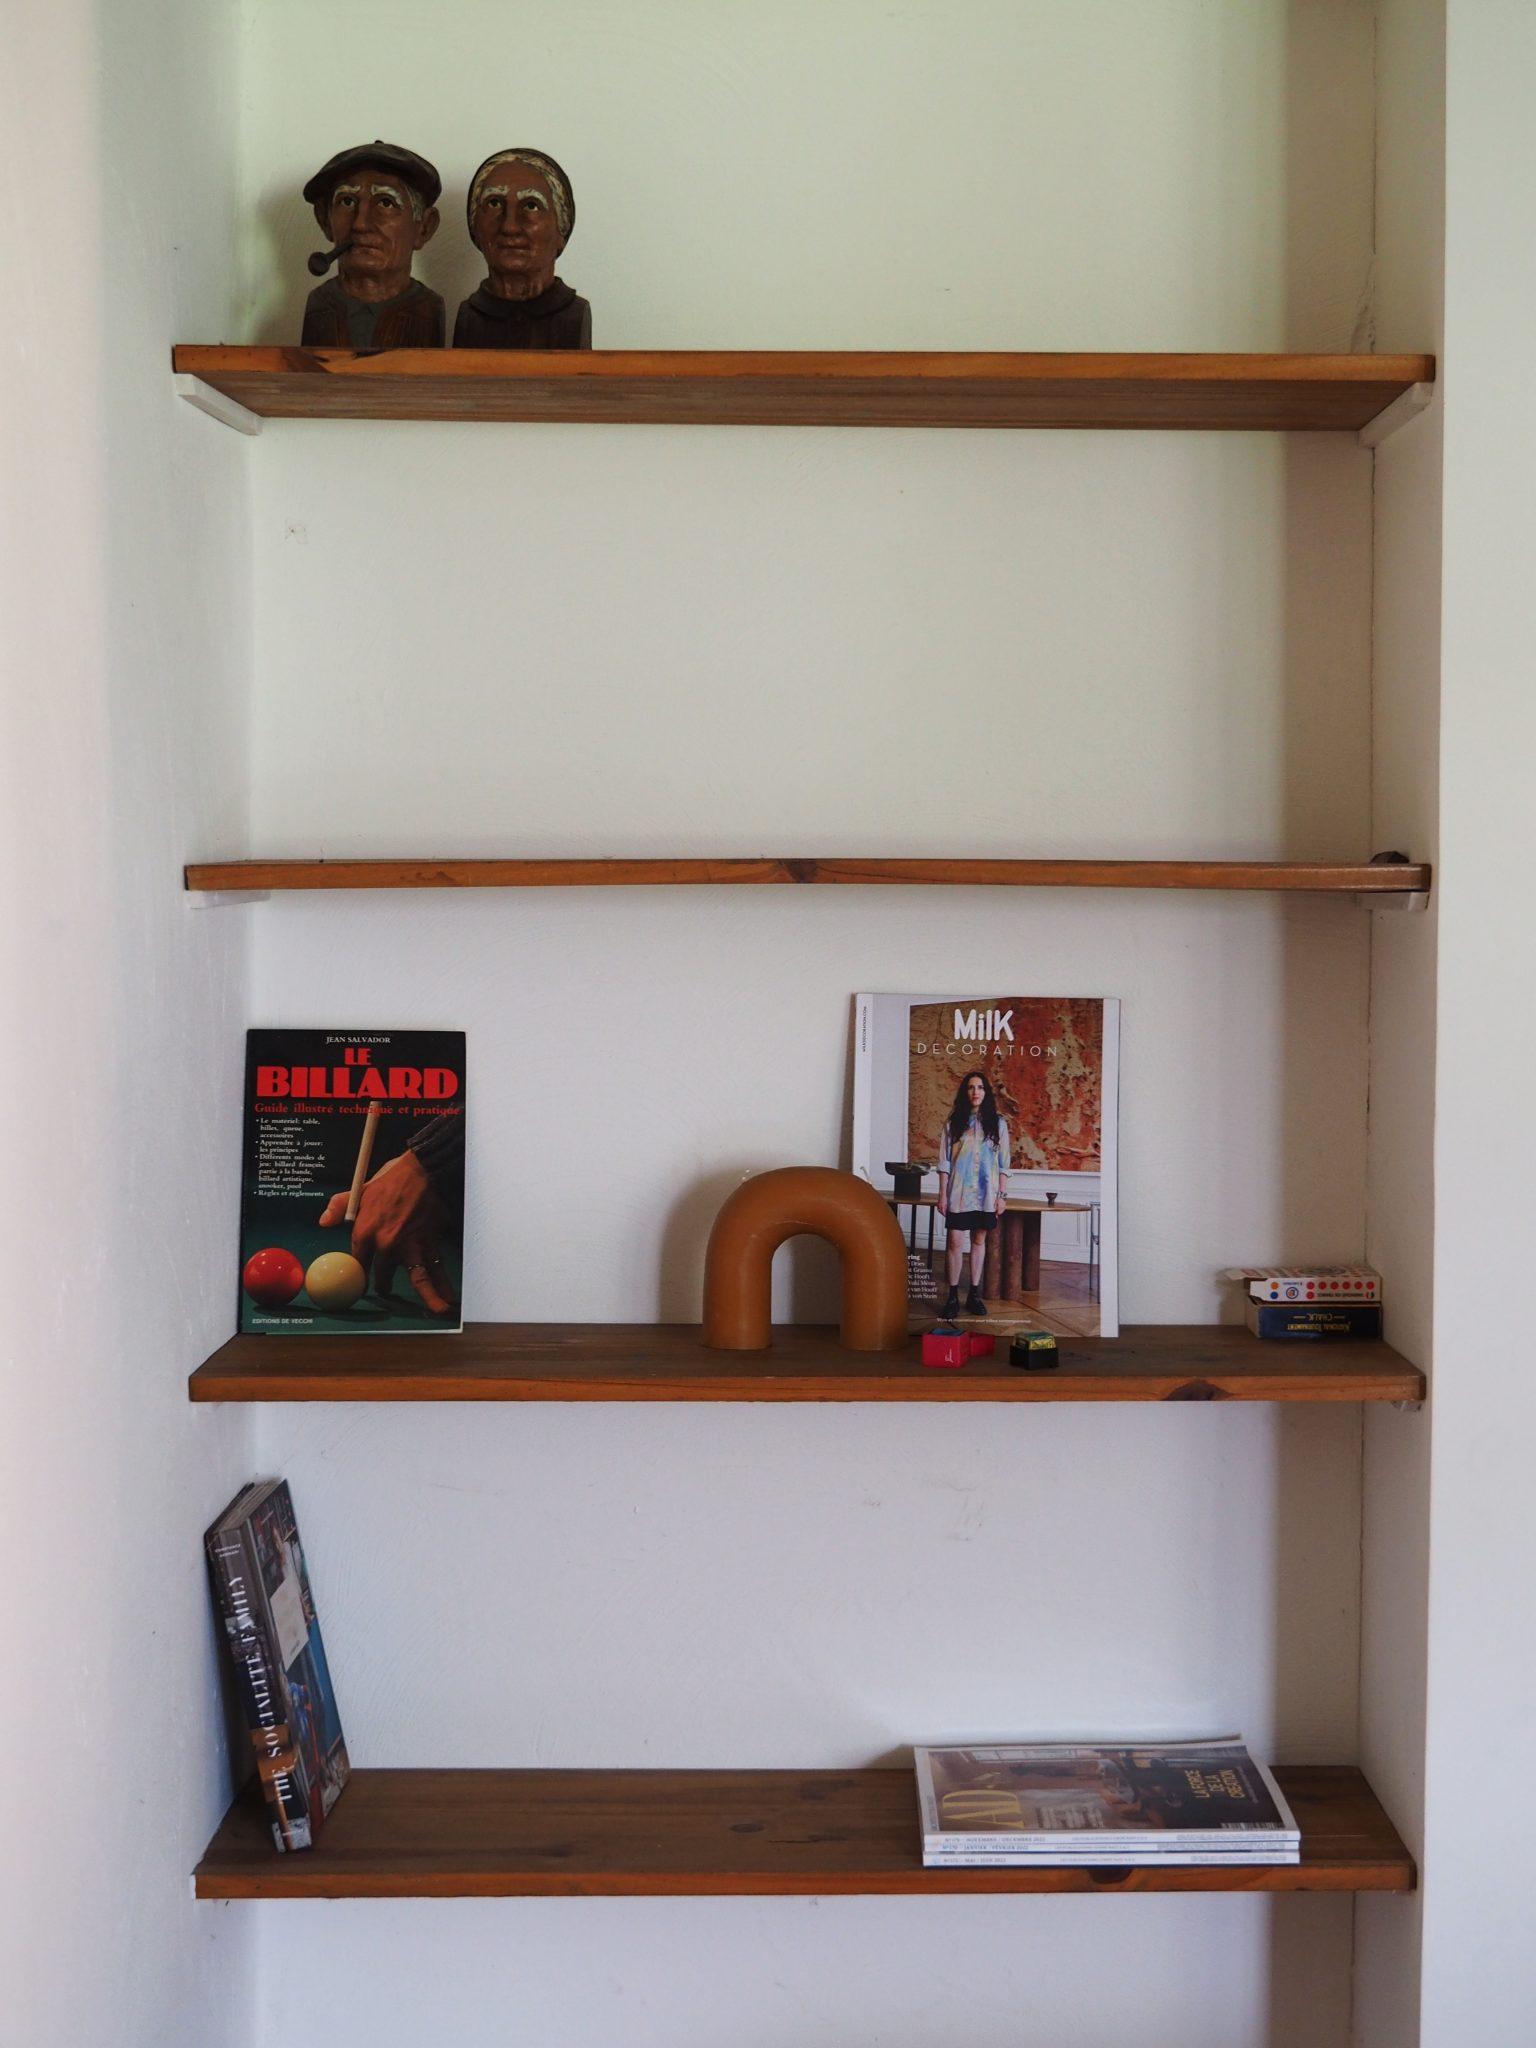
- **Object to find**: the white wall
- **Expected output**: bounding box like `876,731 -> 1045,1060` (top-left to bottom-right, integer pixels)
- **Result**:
224,7 -> 1386,2045
238,0 -> 1374,352
1415,3 -> 1536,2039
0,3 -> 255,2045
252,893 -> 1371,2046
1361,6 -> 1536,2042
1356,1 -> 1443,2040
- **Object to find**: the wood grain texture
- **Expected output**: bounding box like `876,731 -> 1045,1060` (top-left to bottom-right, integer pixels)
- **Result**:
183,856 -> 1433,894
188,1321 -> 1426,1404
193,1765 -> 1413,1899
172,347 -> 1434,431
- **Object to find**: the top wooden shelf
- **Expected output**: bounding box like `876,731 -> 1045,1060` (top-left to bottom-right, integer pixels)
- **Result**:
184,856 -> 1431,895
172,347 -> 1435,433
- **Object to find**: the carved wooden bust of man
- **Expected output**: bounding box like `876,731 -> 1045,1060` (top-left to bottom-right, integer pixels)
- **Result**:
301,141 -> 445,350
454,149 -> 592,350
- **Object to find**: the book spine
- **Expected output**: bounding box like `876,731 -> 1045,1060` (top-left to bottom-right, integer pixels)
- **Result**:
207,1529 -> 311,1852
1246,1300 -> 1383,1340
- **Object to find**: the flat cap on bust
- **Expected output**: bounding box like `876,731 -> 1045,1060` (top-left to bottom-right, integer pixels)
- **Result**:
303,141 -> 442,224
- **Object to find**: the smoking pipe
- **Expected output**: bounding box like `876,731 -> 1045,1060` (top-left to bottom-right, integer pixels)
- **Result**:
307,240 -> 355,276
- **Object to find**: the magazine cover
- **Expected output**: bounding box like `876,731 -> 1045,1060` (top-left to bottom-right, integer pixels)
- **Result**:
852,995 -> 1118,1337
205,1478 -> 350,1852
239,1028 -> 465,1334
914,1739 -> 1298,1856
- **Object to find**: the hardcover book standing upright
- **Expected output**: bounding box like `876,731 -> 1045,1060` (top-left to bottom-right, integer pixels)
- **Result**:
205,1479 -> 349,1852
238,1029 -> 465,1334
852,994 -> 1119,1338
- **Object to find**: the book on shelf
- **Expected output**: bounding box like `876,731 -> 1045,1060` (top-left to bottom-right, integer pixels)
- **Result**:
205,1478 -> 349,1852
914,1738 -> 1300,1867
852,993 -> 1119,1339
1246,1299 -> 1383,1341
238,1028 -> 465,1334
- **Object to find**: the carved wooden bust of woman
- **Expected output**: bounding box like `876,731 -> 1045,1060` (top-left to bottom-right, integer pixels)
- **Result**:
454,148 -> 592,350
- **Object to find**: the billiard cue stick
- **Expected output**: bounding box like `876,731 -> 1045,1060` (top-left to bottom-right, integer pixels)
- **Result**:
344,1103 -> 383,1223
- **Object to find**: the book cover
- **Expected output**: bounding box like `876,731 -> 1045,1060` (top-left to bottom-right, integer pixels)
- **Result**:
239,1029 -> 465,1334
205,1478 -> 350,1852
913,1739 -> 1298,1858
853,994 -> 1119,1338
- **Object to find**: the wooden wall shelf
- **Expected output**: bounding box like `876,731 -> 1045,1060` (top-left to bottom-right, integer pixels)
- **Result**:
194,1764 -> 1412,1899
172,347 -> 1434,432
184,856 -> 1432,896
188,1322 -> 1424,1404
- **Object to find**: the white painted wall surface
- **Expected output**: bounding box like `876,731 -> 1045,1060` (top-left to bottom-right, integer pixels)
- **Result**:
250,428 -> 1373,866
238,0 -> 1375,353
0,0 -> 1359,2039
0,3 -> 254,2044
260,1892 -> 1354,2048
1416,3 -> 1536,2040
228,6 -> 1385,2043
250,892 -> 1370,1330
1356,2 -> 1443,2040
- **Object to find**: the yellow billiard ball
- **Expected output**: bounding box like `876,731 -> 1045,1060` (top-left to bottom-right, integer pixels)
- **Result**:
305,1251 -> 367,1311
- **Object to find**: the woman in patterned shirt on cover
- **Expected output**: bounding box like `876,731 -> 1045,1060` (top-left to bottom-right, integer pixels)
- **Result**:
936,1070 -> 1011,1320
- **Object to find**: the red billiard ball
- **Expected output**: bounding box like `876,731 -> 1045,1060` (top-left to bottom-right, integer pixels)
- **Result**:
243,1246 -> 305,1308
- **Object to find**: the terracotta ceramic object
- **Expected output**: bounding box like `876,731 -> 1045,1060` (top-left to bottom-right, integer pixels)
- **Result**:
702,1167 -> 909,1353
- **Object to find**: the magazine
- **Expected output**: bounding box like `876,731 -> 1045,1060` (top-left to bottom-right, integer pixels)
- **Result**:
852,994 -> 1119,1338
914,1739 -> 1300,1866
238,1028 -> 465,1334
205,1479 -> 350,1852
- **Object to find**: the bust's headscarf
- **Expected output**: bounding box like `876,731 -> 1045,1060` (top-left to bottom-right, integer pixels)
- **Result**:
466,149 -> 575,249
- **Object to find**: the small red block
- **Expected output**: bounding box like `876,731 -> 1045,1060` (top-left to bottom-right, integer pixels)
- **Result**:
922,1329 -> 971,1368
966,1333 -> 996,1357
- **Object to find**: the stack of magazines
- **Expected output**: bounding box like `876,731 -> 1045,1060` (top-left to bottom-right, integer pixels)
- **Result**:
915,1738 -> 1301,1867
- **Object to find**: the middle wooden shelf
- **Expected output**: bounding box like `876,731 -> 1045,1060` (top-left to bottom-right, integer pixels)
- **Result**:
189,1321 -> 1424,1404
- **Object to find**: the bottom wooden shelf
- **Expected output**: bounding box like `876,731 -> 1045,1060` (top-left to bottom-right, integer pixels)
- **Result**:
194,1765 -> 1412,1899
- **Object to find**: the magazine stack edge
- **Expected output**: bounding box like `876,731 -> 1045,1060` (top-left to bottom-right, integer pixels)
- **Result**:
914,1737 -> 1301,1867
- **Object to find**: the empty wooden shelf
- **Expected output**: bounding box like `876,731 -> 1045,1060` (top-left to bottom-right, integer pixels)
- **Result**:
193,1764 -> 1413,1899
183,855 -> 1432,895
187,1321 -> 1425,1404
172,347 -> 1434,433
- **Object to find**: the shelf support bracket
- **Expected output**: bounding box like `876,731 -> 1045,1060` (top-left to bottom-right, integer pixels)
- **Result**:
174,374 -> 262,437
1358,381 -> 1433,449
187,889 -> 271,909
1361,890 -> 1431,913
1357,851 -> 1431,913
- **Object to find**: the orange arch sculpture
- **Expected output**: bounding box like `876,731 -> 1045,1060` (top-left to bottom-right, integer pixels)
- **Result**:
702,1166 -> 909,1353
